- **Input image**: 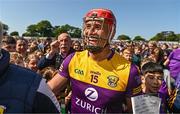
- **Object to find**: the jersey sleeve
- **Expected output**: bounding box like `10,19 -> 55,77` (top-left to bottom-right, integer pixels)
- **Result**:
58,53 -> 75,79
125,64 -> 142,97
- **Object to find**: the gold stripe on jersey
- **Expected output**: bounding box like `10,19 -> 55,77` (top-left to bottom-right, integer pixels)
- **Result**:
68,50 -> 131,91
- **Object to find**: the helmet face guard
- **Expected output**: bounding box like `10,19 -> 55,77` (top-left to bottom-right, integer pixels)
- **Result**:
82,8 -> 116,53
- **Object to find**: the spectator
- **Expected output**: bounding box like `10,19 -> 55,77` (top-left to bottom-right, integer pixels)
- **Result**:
143,41 -> 157,58
38,66 -> 57,82
0,21 -> 60,113
37,33 -> 74,70
132,45 -> 142,68
72,40 -> 82,51
16,38 -> 28,57
25,53 -> 40,72
1,35 -> 16,52
164,48 -> 180,80
122,46 -> 133,62
141,62 -> 168,113
10,52 -> 25,67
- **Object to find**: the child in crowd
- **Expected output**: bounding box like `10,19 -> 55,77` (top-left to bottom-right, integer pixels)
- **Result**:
121,46 -> 133,62
141,62 -> 169,113
132,45 -> 142,68
140,58 -> 155,70
10,52 -> 25,67
38,66 -> 57,82
2,36 -> 16,52
25,53 -> 39,72
72,40 -> 82,51
35,50 -> 44,60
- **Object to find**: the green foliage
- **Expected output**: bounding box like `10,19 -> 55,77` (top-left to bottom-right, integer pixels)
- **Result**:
10,31 -> 19,36
23,21 -> 81,38
117,34 -> 131,41
36,20 -> 53,37
150,33 -> 163,41
53,24 -> 82,38
150,31 -> 179,41
3,21 -> 180,41
177,34 -> 180,42
133,36 -> 146,41
26,24 -> 39,37
71,27 -> 81,38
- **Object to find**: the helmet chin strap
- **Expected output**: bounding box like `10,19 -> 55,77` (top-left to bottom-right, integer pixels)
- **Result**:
85,45 -> 103,54
85,38 -> 109,54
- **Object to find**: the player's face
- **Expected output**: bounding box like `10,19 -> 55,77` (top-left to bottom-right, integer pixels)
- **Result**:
83,20 -> 109,49
144,72 -> 163,93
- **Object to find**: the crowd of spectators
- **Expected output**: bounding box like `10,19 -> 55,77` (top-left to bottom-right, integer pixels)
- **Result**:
2,34 -> 180,113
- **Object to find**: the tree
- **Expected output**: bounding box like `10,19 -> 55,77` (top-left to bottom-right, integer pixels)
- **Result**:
177,34 -> 180,42
133,36 -> 146,41
70,27 -> 81,38
10,31 -> 19,36
24,20 -> 82,38
26,24 -> 39,36
150,31 -> 178,41
117,34 -> 131,41
53,24 -> 81,38
150,33 -> 164,41
22,32 -> 31,37
36,20 -> 53,37
166,32 -> 178,41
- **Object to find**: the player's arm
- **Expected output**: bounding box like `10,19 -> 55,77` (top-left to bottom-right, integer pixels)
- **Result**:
48,52 -> 75,96
48,73 -> 68,95
125,64 -> 142,112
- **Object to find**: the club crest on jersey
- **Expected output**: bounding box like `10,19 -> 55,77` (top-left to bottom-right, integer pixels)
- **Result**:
107,75 -> 119,88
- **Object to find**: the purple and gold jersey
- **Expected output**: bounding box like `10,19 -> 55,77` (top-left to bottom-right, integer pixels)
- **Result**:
59,50 -> 141,113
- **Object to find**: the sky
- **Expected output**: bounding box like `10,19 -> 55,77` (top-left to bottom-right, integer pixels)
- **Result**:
0,0 -> 179,40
